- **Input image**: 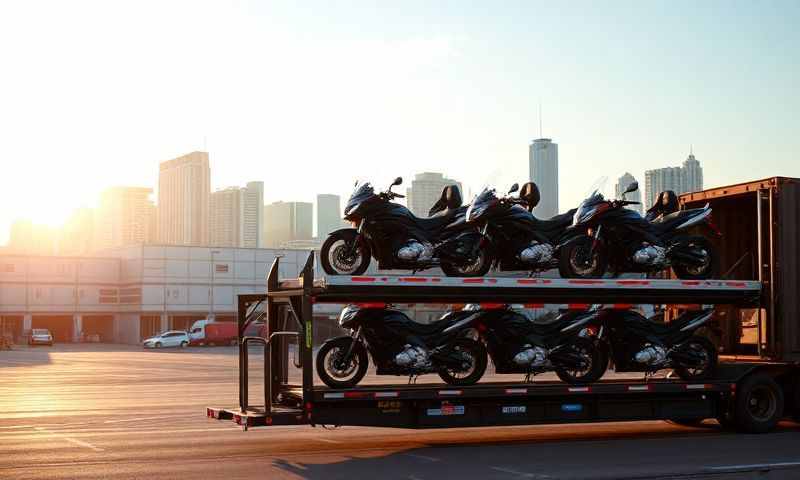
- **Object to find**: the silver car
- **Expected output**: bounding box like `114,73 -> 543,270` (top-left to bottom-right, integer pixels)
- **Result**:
142,331 -> 189,349
29,329 -> 53,346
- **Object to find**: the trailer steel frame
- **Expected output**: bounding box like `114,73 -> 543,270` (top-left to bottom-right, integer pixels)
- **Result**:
208,253 -> 798,432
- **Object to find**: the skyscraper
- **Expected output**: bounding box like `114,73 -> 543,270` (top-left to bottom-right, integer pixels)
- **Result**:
93,187 -> 156,250
615,173 -> 643,215
529,138 -> 559,218
209,182 -> 264,248
263,201 -> 313,248
644,151 -> 704,210
316,194 -> 342,238
406,172 -> 462,217
209,187 -> 243,248
242,181 -> 264,248
157,151 -> 210,246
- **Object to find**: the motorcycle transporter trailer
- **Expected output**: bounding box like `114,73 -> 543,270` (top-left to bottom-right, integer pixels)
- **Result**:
207,254 -> 800,434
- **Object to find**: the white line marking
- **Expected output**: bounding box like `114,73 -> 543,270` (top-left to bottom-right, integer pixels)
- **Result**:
709,462 -> 800,471
34,427 -> 105,452
104,415 -> 182,424
313,437 -> 342,444
403,453 -> 440,462
490,466 -> 548,478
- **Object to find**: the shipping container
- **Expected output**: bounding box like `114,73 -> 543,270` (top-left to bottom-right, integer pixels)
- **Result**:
680,176 -> 800,361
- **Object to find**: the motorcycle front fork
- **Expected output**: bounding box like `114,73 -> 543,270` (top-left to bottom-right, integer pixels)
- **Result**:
589,225 -> 602,256
340,327 -> 362,364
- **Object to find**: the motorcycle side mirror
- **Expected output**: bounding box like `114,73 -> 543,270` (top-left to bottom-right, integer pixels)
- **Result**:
392,177 -> 403,187
624,181 -> 639,194
508,183 -> 519,194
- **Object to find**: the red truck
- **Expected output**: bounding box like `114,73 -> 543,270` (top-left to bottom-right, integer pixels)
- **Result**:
188,322 -> 237,346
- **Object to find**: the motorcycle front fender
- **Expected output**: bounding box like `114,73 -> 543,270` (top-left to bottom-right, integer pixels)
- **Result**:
555,230 -> 591,252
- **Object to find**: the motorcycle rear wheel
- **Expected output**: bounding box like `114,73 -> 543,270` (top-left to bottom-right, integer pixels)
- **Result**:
441,247 -> 493,277
321,231 -> 371,276
671,235 -> 717,280
673,336 -> 717,380
437,338 -> 488,386
555,337 -> 608,384
558,236 -> 607,278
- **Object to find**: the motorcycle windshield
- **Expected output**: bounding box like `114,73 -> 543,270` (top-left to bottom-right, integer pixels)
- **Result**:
466,187 -> 499,223
572,191 -> 606,226
344,182 -> 376,218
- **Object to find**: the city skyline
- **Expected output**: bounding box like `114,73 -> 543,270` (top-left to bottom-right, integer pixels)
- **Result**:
1,2 -> 798,243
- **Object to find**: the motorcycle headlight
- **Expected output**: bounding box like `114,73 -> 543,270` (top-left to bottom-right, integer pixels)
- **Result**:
338,305 -> 360,328
466,203 -> 489,223
344,202 -> 361,217
573,205 -> 599,226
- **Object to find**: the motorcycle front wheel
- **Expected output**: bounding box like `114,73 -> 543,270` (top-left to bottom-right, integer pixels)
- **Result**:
554,337 -> 608,384
321,231 -> 371,276
558,236 -> 607,279
316,337 -> 369,389
437,338 -> 488,386
671,235 -> 717,280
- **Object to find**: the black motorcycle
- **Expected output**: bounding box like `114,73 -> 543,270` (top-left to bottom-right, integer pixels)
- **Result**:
558,181 -> 718,279
589,308 -> 717,380
316,304 -> 488,389
441,305 -> 607,384
320,177 -> 488,276
465,182 -> 577,274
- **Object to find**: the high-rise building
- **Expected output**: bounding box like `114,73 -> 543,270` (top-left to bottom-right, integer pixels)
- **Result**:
242,181 -> 264,248
7,220 -> 58,255
209,187 -> 243,248
316,194 -> 342,238
93,187 -> 155,250
615,173 -> 643,215
644,151 -> 704,210
529,138 -> 559,218
209,182 -> 264,248
682,152 -> 703,194
406,172 -> 462,217
59,207 -> 95,255
157,151 -> 210,246
263,201 -> 313,248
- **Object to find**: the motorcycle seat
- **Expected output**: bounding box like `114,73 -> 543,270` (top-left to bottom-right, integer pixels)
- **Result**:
530,208 -> 577,239
428,185 -> 463,217
401,312 -> 474,338
527,310 -> 589,335
649,208 -> 706,234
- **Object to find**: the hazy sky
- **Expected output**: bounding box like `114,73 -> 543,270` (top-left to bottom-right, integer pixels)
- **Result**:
1,1 -> 798,244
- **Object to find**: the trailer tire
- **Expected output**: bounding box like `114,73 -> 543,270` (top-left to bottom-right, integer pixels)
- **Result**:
734,373 -> 784,434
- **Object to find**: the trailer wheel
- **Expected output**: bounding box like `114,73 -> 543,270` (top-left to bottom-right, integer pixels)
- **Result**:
734,373 -> 784,433
316,337 -> 369,389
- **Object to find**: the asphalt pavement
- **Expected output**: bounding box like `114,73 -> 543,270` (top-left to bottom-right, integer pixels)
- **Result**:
2,344 -> 799,479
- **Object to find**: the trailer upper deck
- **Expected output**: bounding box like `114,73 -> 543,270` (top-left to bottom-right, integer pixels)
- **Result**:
275,274 -> 762,306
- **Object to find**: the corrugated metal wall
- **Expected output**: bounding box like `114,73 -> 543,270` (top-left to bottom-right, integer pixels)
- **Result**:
777,181 -> 800,360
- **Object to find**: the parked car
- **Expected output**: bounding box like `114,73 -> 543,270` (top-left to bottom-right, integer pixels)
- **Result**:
29,328 -> 53,346
142,331 -> 189,349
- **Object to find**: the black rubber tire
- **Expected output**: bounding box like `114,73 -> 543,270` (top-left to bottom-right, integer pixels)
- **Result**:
671,235 -> 718,280
673,336 -> 718,381
321,231 -> 370,276
558,236 -> 607,279
734,373 -> 785,434
441,245 -> 493,277
155,342 -> 162,348
437,338 -> 488,386
555,337 -> 609,384
316,337 -> 369,389
180,341 -> 188,348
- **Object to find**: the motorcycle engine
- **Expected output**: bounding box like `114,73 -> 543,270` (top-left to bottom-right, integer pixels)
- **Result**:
632,243 -> 666,266
518,241 -> 554,264
634,344 -> 667,365
513,345 -> 548,367
397,240 -> 434,262
395,345 -> 431,368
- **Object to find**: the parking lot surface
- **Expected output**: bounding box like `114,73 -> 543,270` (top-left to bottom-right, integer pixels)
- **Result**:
2,344 -> 799,479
